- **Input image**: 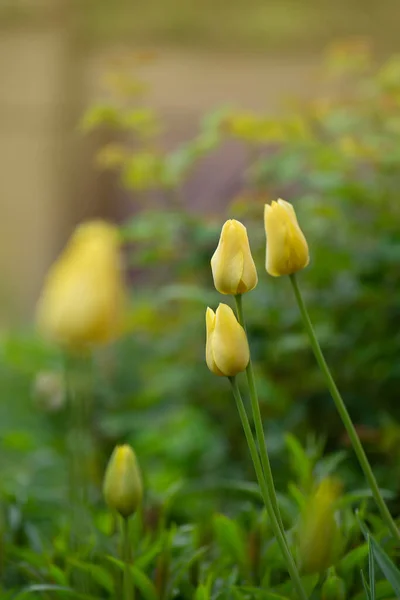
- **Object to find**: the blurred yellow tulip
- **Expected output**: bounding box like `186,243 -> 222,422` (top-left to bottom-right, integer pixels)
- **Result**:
264,199 -> 309,277
297,478 -> 342,574
206,304 -> 249,377
36,220 -> 125,350
211,220 -> 258,295
103,444 -> 143,518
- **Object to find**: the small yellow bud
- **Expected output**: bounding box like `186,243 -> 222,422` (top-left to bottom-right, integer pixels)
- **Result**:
297,478 -> 342,574
211,220 -> 258,295
206,304 -> 249,377
264,199 -> 309,277
103,445 -> 143,518
36,221 -> 126,350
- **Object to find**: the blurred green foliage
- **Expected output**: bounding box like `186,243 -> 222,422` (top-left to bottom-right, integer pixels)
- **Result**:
1,42 -> 400,597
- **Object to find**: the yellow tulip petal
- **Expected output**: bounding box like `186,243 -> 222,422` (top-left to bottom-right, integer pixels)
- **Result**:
36,220 -> 126,350
264,200 -> 309,277
211,304 -> 249,376
211,219 -> 257,295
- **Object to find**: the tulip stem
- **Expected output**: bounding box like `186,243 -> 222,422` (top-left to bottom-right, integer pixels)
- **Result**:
289,273 -> 400,543
234,294 -> 285,536
229,377 -> 308,600
64,354 -> 90,592
121,517 -> 133,600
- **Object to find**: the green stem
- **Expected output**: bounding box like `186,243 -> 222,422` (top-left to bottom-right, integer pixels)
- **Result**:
229,377 -> 308,600
64,354 -> 90,592
290,273 -> 400,543
234,294 -> 285,536
122,517 -> 133,600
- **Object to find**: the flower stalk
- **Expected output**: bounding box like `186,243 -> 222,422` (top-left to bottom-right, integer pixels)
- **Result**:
234,294 -> 284,534
121,517 -> 133,600
229,377 -> 308,600
290,272 -> 400,544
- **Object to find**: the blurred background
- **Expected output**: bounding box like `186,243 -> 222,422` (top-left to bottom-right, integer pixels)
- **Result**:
1,0 -> 400,533
1,0 -> 400,320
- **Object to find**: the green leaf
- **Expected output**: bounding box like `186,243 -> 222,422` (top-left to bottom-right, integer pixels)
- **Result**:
48,564 -> 68,586
131,566 -> 159,600
338,544 -> 369,575
361,569 -> 372,600
105,556 -> 158,600
13,585 -> 99,599
237,589 -> 290,600
353,580 -> 396,600
368,535 -> 376,600
68,560 -> 113,592
214,514 -> 247,570
284,433 -> 312,489
358,518 -> 400,597
370,536 -> 400,597
194,584 -> 210,600
338,489 -> 395,508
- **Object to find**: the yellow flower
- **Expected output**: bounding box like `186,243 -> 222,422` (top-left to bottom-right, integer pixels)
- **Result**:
264,199 -> 309,276
206,304 -> 249,377
297,478 -> 342,574
36,221 -> 125,350
211,220 -> 258,295
103,444 -> 143,518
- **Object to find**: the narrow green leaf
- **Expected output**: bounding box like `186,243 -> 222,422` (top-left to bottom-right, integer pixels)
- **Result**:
338,544 -> 369,575
361,570 -> 372,600
68,560 -> 114,592
368,535 -> 376,600
194,584 -> 209,600
285,433 -> 312,488
214,514 -> 247,569
370,536 -> 400,597
358,517 -> 400,598
12,585 -> 99,599
353,580 -> 395,600
131,566 -> 158,600
237,589 -> 290,600
105,556 -> 158,600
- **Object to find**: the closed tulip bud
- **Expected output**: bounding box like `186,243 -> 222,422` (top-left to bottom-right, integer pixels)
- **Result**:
206,304 -> 249,377
36,221 -> 125,350
322,573 -> 346,600
103,445 -> 143,518
264,199 -> 309,277
297,478 -> 342,574
211,220 -> 258,295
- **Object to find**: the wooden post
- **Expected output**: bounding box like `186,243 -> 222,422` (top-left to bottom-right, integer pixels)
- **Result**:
0,0 -> 85,325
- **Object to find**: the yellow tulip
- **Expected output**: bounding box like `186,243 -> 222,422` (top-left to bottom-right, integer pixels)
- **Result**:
103,444 -> 143,518
211,220 -> 258,295
297,478 -> 342,574
36,220 -> 125,350
206,304 -> 249,377
264,199 -> 309,277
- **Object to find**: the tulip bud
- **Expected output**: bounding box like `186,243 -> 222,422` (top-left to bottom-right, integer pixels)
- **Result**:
206,304 -> 249,377
36,220 -> 126,350
211,219 -> 258,295
264,199 -> 309,277
103,445 -> 143,518
297,478 -> 342,574
322,573 -> 346,600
